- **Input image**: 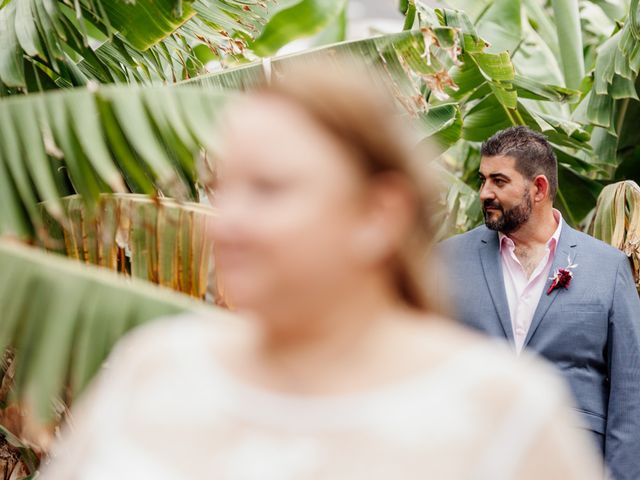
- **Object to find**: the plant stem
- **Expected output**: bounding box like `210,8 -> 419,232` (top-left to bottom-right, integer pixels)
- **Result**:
557,187 -> 577,226
473,2 -> 493,25
616,98 -> 630,138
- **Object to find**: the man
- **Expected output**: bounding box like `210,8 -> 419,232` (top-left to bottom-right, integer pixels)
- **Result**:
440,126 -> 640,479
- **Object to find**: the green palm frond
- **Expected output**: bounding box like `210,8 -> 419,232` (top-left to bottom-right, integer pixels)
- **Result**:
0,24 -> 603,242
249,0 -> 347,56
0,84 -> 227,241
409,4 -> 586,145
0,30 -> 440,243
185,29 -> 443,114
0,239 -> 217,426
582,0 -> 640,168
193,0 -> 628,266
0,0 -> 275,93
590,0 -> 640,112
188,22 -> 584,150
0,0 -> 361,93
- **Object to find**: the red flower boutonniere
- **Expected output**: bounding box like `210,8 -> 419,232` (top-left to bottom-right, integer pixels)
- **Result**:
547,256 -> 578,295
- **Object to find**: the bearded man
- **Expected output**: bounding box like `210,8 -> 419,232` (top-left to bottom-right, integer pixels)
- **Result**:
440,126 -> 640,480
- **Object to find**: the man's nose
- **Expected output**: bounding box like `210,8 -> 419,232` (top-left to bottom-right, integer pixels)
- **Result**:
479,183 -> 494,202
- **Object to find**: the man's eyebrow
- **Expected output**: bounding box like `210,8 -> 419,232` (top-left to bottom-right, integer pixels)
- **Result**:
486,172 -> 510,180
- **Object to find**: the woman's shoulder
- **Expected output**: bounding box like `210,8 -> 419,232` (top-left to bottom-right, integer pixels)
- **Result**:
416,318 -> 571,404
104,310 -> 246,373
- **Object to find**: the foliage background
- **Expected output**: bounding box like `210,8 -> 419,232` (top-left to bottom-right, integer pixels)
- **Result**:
0,0 -> 638,477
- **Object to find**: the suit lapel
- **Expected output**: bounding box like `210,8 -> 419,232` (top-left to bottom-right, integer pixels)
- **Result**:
479,230 -> 514,343
522,225 -> 579,348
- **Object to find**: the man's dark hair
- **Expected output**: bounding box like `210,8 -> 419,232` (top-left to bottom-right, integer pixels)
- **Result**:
480,126 -> 558,201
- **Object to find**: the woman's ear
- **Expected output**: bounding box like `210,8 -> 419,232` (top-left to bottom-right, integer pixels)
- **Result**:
350,223 -> 388,264
351,173 -> 416,264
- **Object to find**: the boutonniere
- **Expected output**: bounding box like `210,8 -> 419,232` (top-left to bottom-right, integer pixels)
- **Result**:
547,256 -> 578,295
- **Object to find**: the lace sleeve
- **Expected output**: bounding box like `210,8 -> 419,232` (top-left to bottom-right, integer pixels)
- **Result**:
473,357 -> 605,480
40,314 -> 206,480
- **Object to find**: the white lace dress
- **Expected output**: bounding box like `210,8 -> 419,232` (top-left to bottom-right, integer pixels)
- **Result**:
42,316 -> 603,480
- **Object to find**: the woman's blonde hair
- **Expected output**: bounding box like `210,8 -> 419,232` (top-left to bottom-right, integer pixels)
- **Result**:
250,59 -> 444,314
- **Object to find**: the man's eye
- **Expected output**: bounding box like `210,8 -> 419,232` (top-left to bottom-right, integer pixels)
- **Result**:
494,179 -> 505,186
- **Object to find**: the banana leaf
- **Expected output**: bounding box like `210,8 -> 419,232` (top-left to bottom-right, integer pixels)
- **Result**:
0,85 -> 228,242
0,0 -> 276,92
588,180 -> 640,290
185,30 -> 434,113
251,0 -> 347,56
550,0 -> 585,90
39,194 -> 217,299
188,21 -> 584,153
0,30 -> 449,245
0,239 -> 219,429
586,0 -> 640,137
0,20 -> 611,246
1,21 -> 603,246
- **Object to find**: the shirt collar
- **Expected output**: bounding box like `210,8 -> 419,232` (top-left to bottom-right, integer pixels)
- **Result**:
499,209 -> 563,253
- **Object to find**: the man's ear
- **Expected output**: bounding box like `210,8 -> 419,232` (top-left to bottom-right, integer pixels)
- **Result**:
532,175 -> 550,202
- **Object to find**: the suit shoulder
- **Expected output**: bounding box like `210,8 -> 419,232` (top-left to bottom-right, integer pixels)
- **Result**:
571,229 -> 627,262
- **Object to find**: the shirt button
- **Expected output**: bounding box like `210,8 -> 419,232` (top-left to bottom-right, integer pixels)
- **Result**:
516,327 -> 526,336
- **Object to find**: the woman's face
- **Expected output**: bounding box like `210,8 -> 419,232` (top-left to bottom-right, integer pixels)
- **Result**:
210,95 -> 380,316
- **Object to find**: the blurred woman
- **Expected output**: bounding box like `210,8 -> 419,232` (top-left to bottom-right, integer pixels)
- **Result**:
43,62 -> 603,480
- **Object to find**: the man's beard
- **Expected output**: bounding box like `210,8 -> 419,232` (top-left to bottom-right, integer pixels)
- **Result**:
483,190 -> 533,234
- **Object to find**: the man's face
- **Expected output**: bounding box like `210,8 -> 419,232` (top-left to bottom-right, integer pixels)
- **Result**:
479,155 -> 532,234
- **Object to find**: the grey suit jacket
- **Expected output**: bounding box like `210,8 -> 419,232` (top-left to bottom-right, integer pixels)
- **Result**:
440,224 -> 640,480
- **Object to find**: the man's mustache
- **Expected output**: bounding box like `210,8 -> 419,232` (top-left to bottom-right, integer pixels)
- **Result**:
483,200 -> 502,211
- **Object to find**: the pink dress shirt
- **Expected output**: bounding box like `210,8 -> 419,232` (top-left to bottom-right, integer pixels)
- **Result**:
499,210 -> 563,353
